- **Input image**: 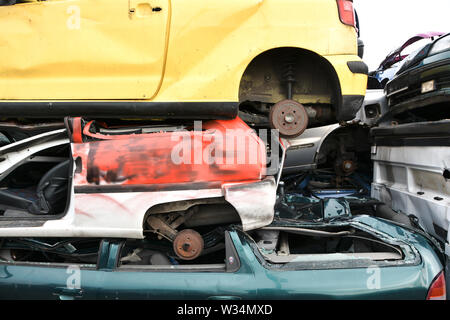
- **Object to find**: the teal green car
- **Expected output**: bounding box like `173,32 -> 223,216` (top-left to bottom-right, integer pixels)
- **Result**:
0,213 -> 446,300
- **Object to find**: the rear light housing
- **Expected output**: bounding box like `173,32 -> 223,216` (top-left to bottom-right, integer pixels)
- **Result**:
426,271 -> 446,300
336,0 -> 356,28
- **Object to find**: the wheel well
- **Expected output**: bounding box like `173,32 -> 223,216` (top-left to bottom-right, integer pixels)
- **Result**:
142,197 -> 241,230
238,47 -> 342,115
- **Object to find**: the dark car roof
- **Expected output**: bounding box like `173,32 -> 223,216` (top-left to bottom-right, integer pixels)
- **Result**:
378,32 -> 445,70
395,32 -> 450,76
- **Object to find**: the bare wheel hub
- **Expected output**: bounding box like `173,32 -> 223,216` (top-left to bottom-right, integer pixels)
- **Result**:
173,229 -> 204,260
340,159 -> 356,175
269,99 -> 309,138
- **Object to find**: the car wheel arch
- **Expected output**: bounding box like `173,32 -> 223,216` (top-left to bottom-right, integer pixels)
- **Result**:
141,197 -> 243,232
238,46 -> 342,114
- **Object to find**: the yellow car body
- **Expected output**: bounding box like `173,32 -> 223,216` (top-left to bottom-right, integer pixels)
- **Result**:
0,0 -> 367,128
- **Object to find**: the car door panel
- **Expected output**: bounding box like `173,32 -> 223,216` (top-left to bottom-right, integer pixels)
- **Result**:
99,270 -> 254,299
0,0 -> 169,100
0,264 -> 100,299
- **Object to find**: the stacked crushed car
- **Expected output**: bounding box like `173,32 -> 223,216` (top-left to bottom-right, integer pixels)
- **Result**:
0,0 -> 447,300
281,32 -> 450,298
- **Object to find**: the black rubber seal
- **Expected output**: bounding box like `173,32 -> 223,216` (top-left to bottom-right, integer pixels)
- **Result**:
0,101 -> 239,120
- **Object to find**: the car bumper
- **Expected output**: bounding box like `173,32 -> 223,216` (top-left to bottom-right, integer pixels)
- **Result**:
324,55 -> 368,121
386,56 -> 450,109
388,87 -> 450,116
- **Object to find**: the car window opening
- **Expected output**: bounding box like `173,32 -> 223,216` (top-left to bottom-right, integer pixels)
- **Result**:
0,144 -> 71,218
0,238 -> 101,266
247,227 -> 404,266
119,225 -> 232,271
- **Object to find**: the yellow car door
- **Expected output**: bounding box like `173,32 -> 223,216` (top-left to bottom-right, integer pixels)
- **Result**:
0,0 -> 169,100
